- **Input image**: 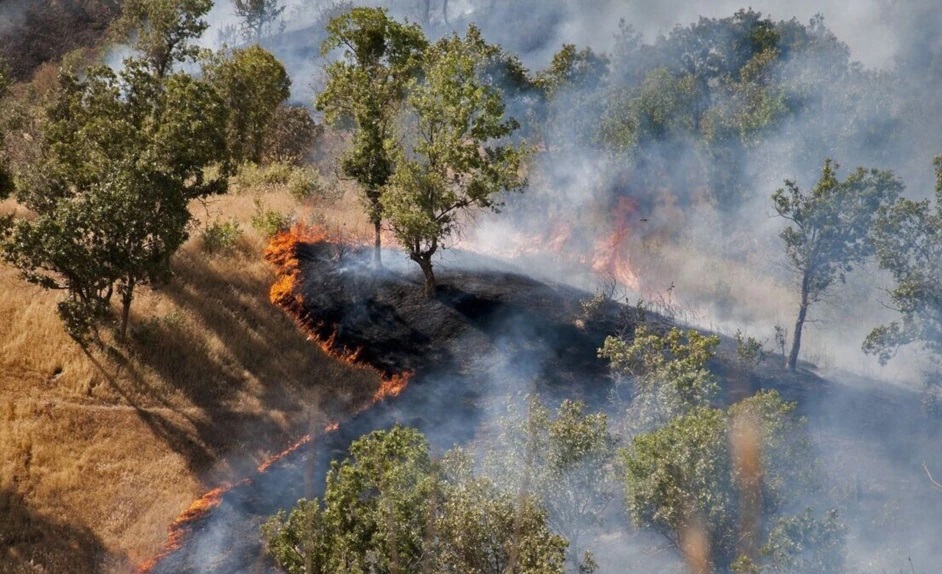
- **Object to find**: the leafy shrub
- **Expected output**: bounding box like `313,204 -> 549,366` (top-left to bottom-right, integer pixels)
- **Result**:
200,218 -> 243,254
250,198 -> 291,237
287,167 -> 324,202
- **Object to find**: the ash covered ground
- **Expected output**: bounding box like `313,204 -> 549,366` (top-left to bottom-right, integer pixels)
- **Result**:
151,241 -> 942,574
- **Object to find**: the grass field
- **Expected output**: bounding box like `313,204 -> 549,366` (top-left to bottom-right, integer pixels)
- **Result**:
0,179 -> 381,573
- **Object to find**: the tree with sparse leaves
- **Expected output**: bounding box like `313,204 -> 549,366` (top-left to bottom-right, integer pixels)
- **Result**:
488,397 -> 616,573
772,159 -> 903,371
383,26 -> 527,297
864,157 -> 942,365
111,0 -> 213,78
0,61 -> 228,343
316,7 -> 427,267
232,0 -> 285,43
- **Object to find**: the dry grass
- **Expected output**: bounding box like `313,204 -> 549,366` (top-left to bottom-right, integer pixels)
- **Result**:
0,182 -> 381,573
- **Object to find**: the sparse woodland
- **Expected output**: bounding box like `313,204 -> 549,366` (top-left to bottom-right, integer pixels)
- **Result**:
1,1 -> 941,573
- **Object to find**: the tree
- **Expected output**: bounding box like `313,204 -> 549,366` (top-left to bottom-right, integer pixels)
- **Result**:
205,45 -> 291,164
316,7 -> 427,267
263,427 -> 567,574
864,157 -> 942,364
232,0 -> 285,43
488,398 -> 616,572
772,159 -> 903,371
111,0 -> 213,78
599,325 -> 720,432
0,62 -> 228,343
383,26 -> 527,297
620,390 -> 832,571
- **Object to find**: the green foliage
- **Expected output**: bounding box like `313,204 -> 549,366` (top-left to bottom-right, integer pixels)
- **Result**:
487,397 -> 617,570
0,61 -> 228,342
112,0 -> 213,77
250,197 -> 291,237
620,390 -> 822,570
599,325 -> 720,429
263,104 -> 321,165
287,167 -> 325,202
734,330 -> 767,373
383,25 -> 527,296
864,157 -> 942,366
316,7 -> 427,264
200,218 -> 243,254
205,45 -> 291,165
263,427 -> 567,574
761,509 -> 846,574
772,159 -> 903,370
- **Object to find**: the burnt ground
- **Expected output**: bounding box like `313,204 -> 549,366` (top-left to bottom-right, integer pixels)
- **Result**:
150,242 -> 942,574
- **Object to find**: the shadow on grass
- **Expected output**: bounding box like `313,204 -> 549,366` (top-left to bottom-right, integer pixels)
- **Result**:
0,488 -> 121,574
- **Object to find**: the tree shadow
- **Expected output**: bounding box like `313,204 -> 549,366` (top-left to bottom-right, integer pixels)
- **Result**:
0,488 -> 122,574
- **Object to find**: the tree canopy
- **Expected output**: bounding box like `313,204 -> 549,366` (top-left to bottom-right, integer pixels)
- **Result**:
0,61 -> 228,342
263,426 -> 568,574
111,0 -> 213,78
383,25 -> 527,297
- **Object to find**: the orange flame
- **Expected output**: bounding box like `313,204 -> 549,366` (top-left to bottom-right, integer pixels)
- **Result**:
589,197 -> 642,291
263,224 -> 414,400
138,225 -> 411,573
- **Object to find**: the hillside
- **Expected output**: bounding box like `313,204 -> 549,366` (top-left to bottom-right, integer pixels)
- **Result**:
0,183 -> 386,573
0,0 -> 123,81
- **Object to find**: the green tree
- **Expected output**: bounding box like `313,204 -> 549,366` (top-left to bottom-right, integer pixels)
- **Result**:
232,0 -> 285,43
488,398 -> 616,572
205,45 -> 291,164
599,325 -> 720,431
111,0 -> 213,78
772,159 -> 903,371
0,62 -> 228,343
383,26 -> 527,297
620,390 -> 827,571
316,7 -> 427,267
864,157 -> 942,364
263,427 -> 567,574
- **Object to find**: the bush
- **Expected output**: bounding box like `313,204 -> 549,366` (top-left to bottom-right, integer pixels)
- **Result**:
250,198 -> 291,237
287,167 -> 324,202
200,218 -> 243,254
233,161 -> 294,189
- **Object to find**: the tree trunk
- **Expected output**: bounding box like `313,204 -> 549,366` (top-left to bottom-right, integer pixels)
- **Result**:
373,219 -> 383,267
119,279 -> 134,343
417,256 -> 436,298
787,276 -> 810,371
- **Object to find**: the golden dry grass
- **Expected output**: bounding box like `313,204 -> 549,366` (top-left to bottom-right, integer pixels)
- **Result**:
0,181 -> 381,573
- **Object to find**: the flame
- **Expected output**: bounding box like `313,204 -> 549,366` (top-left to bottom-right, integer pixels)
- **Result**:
264,224 -> 413,398
136,421 -> 341,573
589,197 -> 642,291
138,225 -> 412,572
373,371 -> 412,402
136,481 -> 248,573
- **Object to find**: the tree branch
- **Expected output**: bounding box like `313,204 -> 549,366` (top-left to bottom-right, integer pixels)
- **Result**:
924,461 -> 942,491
